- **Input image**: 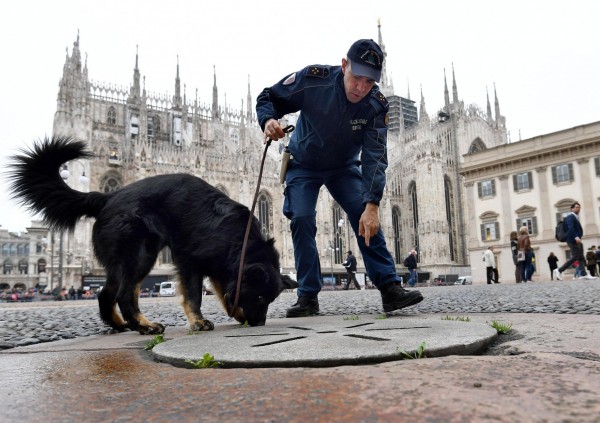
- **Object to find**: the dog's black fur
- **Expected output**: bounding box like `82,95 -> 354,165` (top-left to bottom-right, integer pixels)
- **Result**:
8,136 -> 296,334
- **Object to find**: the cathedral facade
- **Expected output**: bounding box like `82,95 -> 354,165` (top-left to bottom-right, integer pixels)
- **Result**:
50,24 -> 508,288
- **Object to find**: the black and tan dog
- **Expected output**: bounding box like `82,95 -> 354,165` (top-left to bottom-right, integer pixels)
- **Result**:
8,136 -> 296,334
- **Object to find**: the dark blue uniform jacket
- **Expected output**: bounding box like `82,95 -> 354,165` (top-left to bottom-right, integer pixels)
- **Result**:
256,64 -> 389,205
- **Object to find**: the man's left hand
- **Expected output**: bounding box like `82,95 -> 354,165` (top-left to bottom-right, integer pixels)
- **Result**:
359,203 -> 380,247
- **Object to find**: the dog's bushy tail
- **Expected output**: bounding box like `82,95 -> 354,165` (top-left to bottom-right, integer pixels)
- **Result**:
7,136 -> 108,232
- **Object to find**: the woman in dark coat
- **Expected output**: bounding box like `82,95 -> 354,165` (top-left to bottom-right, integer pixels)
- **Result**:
510,231 -> 522,283
548,252 -> 559,280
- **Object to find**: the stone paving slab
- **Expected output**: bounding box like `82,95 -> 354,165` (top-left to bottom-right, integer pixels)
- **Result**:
2,313 -> 600,422
152,315 -> 498,368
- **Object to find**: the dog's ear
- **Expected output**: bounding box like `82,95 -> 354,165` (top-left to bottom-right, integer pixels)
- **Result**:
280,274 -> 298,291
242,263 -> 269,283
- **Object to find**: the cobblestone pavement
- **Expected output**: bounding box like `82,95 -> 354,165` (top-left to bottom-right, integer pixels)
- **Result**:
1,279 -> 599,349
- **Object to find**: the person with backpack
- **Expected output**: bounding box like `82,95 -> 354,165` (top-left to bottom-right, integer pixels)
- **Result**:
553,202 -> 597,280
404,249 -> 418,287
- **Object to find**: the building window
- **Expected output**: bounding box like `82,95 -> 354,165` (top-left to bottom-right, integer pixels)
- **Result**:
38,258 -> 46,274
392,207 -> 402,264
516,217 -> 538,235
258,193 -> 271,239
513,172 -> 533,191
477,179 -> 496,198
594,157 -> 600,177
480,222 -> 500,241
107,107 -> 116,125
161,247 -> 172,264
18,259 -> 28,275
101,175 -> 122,193
3,259 -> 13,274
130,114 -> 139,140
551,163 -> 574,184
332,205 -> 344,264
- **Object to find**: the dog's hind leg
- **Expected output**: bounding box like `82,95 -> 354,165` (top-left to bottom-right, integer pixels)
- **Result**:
179,273 -> 214,331
98,275 -> 128,332
116,262 -> 166,335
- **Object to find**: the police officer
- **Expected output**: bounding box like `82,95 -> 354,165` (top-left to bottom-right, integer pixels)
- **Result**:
256,39 -> 423,317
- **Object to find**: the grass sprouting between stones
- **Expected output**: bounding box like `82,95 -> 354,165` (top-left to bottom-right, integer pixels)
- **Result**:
491,320 -> 512,334
398,341 -> 427,359
144,334 -> 165,351
186,353 -> 223,369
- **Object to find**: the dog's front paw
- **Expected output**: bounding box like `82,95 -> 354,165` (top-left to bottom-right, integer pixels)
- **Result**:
189,319 -> 214,332
137,322 -> 165,335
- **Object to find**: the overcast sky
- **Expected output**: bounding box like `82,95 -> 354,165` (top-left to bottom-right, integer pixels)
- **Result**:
1,0 -> 599,232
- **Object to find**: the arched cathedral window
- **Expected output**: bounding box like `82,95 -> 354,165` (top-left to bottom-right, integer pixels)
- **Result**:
332,204 -> 344,264
100,173 -> 123,193
258,192 -> 272,239
107,107 -> 116,125
392,207 -> 402,264
409,181 -> 419,258
444,176 -> 456,262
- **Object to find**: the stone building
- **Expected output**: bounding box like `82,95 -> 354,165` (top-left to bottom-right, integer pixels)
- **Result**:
461,121 -> 600,284
45,22 -> 513,289
0,221 -> 49,291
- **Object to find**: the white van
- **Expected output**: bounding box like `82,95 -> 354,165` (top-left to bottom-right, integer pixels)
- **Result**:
454,276 -> 473,285
159,281 -> 177,296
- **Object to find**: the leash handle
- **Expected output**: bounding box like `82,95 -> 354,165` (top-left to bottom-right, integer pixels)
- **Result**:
228,125 -> 295,318
265,124 -> 295,148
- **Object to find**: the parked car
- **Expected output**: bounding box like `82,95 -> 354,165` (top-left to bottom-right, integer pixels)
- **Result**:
159,281 -> 177,296
454,276 -> 473,285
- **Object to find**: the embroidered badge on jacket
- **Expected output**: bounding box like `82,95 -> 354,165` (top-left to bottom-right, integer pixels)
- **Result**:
283,73 -> 296,85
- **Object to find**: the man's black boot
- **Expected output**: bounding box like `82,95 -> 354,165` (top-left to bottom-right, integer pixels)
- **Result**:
286,296 -> 319,318
380,283 -> 423,312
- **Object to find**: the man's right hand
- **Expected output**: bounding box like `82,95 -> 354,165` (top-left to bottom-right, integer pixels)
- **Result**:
264,119 -> 286,143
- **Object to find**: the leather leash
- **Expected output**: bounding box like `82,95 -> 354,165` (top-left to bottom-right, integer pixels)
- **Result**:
228,124 -> 295,318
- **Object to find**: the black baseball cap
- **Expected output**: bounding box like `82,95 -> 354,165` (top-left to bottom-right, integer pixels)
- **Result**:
347,39 -> 383,82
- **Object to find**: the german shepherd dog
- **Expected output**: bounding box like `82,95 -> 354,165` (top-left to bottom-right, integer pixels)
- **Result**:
8,136 -> 296,334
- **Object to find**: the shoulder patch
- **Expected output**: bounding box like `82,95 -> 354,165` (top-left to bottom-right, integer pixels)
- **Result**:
374,91 -> 388,108
307,66 -> 329,79
283,72 -> 296,85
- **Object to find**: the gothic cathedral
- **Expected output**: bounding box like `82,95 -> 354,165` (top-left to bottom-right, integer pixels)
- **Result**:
52,24 -> 507,282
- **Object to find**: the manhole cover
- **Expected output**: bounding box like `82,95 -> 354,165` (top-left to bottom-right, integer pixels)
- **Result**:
152,315 -> 497,368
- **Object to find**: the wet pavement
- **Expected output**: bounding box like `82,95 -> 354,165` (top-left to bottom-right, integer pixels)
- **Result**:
2,282 -> 600,422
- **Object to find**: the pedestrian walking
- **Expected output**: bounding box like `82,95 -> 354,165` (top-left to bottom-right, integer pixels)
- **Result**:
547,252 -> 559,280
518,226 -> 534,283
482,246 -> 500,284
342,251 -> 361,290
553,202 -> 597,280
510,231 -> 522,283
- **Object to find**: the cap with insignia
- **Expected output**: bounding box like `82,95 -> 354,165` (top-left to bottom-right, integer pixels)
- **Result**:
347,39 -> 383,83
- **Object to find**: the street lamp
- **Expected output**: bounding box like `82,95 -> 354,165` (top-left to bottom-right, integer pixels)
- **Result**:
324,240 -> 339,289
